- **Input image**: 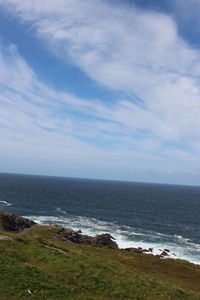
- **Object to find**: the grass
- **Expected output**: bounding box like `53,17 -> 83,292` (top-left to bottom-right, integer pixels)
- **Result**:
1,222 -> 200,299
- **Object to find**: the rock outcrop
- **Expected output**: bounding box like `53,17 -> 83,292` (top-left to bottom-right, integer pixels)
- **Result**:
0,211 -> 36,232
56,228 -> 118,248
123,247 -> 153,254
0,211 -> 176,258
160,250 -> 169,257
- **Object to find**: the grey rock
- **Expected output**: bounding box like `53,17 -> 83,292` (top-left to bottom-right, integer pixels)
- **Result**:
56,228 -> 118,248
0,235 -> 13,240
160,250 -> 169,257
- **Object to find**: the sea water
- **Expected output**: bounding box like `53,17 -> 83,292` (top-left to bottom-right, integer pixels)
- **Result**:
0,173 -> 200,264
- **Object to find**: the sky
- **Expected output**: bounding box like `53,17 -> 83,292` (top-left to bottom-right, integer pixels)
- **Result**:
0,0 -> 200,186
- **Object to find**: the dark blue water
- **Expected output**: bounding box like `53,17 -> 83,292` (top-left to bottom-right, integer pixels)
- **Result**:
1,173 -> 200,263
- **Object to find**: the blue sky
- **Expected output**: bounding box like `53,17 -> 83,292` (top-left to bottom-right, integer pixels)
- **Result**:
0,0 -> 200,186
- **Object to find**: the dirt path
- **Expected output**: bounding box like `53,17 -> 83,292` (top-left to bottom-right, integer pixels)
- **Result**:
43,244 -> 69,255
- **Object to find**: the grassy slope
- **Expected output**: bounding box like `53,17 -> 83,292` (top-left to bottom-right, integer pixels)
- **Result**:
0,222 -> 200,299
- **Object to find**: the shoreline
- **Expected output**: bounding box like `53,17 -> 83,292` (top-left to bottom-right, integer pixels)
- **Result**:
1,209 -> 199,265
1,211 -> 200,299
25,213 -> 200,265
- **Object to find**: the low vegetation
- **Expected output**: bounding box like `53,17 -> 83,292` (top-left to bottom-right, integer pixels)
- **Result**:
0,211 -> 200,300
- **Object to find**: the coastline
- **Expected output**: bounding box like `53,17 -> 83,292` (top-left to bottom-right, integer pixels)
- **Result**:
1,210 -> 200,300
26,213 -> 200,265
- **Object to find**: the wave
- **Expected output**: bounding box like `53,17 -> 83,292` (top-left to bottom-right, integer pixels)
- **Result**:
24,211 -> 200,265
56,207 -> 67,215
0,200 -> 12,207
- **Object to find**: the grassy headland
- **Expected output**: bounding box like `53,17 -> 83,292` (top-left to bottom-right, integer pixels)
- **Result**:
0,211 -> 200,300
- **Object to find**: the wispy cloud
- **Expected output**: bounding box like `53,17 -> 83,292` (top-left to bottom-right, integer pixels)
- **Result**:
0,0 -> 199,184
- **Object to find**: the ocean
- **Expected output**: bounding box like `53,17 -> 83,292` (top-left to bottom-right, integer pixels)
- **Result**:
0,173 -> 200,264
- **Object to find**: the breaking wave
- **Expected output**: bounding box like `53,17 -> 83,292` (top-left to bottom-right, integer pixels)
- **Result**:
0,200 -> 12,208
24,209 -> 200,265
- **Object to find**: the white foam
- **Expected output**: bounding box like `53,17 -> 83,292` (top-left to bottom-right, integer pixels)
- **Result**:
0,200 -> 12,206
174,235 -> 190,243
115,236 -> 200,264
56,207 -> 67,215
24,214 -> 200,265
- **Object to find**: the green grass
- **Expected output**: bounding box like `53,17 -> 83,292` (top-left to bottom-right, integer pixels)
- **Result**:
1,224 -> 200,299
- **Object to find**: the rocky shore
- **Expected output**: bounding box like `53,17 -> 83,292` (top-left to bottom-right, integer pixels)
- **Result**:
0,211 -> 36,232
0,211 -> 174,258
1,210 -> 200,300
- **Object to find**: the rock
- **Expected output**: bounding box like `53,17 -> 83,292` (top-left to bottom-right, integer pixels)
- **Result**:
0,235 -> 13,240
142,248 -> 151,253
56,228 -> 82,243
123,247 -> 144,253
0,212 -> 36,232
56,228 -> 118,248
160,250 -> 169,257
92,234 -> 118,248
164,249 -> 170,253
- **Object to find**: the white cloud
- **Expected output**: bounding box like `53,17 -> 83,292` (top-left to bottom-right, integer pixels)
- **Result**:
0,0 -> 200,183
1,0 -> 200,141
